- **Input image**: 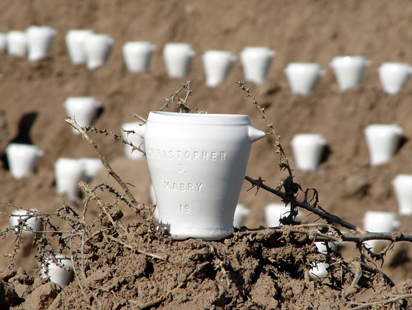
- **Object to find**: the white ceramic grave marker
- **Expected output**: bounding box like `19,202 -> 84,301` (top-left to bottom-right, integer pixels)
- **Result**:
329,56 -> 370,91
392,174 -> 412,216
41,254 -> 74,287
378,62 -> 412,95
309,262 -> 329,280
5,143 -> 43,179
363,211 -> 399,251
290,134 -> 326,171
26,26 -> 57,61
364,124 -> 402,166
233,203 -> 250,228
54,158 -> 86,202
7,30 -> 27,57
136,112 -> 265,240
79,157 -> 104,183
83,33 -> 114,69
202,50 -> 236,87
64,97 -> 101,134
315,241 -> 338,254
264,203 -> 287,227
240,46 -> 275,84
9,209 -> 42,233
65,29 -> 94,65
284,62 -> 324,94
122,41 -> 155,72
264,203 -> 303,227
163,43 -> 195,78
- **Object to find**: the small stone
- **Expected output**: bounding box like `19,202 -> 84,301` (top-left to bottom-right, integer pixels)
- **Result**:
13,283 -> 32,299
0,279 -> 20,308
19,282 -> 60,310
0,269 -> 17,282
32,276 -> 44,289
11,268 -> 30,284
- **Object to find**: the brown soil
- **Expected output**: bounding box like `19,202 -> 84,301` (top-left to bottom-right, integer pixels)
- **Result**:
1,222 -> 412,309
1,0 -> 412,309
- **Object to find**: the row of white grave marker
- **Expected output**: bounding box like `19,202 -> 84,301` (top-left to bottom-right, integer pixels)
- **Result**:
5,119 -> 412,210
291,124 -> 403,171
1,27 -> 412,93
59,96 -> 409,169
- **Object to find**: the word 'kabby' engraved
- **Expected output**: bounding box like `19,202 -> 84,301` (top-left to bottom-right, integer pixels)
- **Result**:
164,181 -> 203,192
180,205 -> 190,213
146,148 -> 226,161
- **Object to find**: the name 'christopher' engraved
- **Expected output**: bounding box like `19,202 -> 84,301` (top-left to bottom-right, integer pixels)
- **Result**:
164,182 -> 203,192
146,148 -> 226,161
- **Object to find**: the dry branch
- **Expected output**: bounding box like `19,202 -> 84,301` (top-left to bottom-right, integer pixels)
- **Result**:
159,81 -> 192,113
245,176 -> 365,233
349,293 -> 412,309
65,117 -> 146,217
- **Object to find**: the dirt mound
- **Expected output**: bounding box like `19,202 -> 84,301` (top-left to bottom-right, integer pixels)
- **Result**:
2,221 -> 411,310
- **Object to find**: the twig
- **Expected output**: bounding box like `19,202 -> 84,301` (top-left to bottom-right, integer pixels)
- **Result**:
344,260 -> 363,297
349,293 -> 412,309
245,176 -> 365,234
238,217 -> 412,244
343,232 -> 412,243
237,80 -> 277,138
84,126 -> 145,158
69,236 -> 90,301
105,234 -> 167,261
65,117 -> 144,217
137,297 -> 165,310
360,261 -> 395,286
130,114 -> 148,123
159,81 -> 192,113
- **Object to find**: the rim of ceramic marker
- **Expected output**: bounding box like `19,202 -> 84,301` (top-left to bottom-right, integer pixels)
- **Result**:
380,62 -> 410,66
365,211 -> 396,216
365,124 -> 399,128
147,111 -> 251,125
6,143 -> 39,148
292,133 -> 324,138
333,55 -> 366,59
394,174 -> 412,178
242,46 -> 272,50
287,62 -> 321,66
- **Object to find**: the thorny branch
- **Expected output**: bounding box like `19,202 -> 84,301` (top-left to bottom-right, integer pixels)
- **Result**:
238,80 -> 299,224
65,117 -> 149,218
159,81 -> 192,113
238,80 -> 412,298
83,125 -> 145,158
245,176 -> 364,234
